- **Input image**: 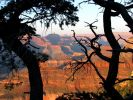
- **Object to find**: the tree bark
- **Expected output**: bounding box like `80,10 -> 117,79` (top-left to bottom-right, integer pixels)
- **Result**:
0,13 -> 44,100
3,38 -> 43,100
103,6 -> 123,100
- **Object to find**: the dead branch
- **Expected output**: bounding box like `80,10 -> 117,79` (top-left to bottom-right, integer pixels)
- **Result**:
89,60 -> 105,82
126,3 -> 133,9
85,20 -> 98,37
72,30 -> 90,59
107,48 -> 133,53
117,34 -> 133,44
115,78 -> 133,84
93,0 -> 133,33
85,21 -> 111,62
68,30 -> 105,84
78,0 -> 88,6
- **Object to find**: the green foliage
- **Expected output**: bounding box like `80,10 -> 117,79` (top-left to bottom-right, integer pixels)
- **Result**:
0,0 -> 79,67
0,0 -> 79,30
116,81 -> 133,98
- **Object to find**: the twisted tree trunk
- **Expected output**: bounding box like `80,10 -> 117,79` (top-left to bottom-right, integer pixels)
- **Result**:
3,38 -> 44,100
92,0 -> 133,99
103,6 -> 123,100
0,17 -> 44,100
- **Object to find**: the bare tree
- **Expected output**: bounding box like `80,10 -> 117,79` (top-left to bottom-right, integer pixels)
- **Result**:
70,0 -> 133,99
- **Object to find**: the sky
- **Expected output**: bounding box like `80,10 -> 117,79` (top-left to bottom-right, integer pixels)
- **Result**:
35,0 -> 131,36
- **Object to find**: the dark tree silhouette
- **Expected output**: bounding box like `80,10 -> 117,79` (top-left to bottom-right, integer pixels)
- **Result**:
70,0 -> 133,100
0,0 -> 78,100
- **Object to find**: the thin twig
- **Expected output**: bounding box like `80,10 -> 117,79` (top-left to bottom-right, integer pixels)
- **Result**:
115,78 -> 133,84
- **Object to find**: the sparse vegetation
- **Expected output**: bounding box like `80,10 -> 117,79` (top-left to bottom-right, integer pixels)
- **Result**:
0,0 -> 133,100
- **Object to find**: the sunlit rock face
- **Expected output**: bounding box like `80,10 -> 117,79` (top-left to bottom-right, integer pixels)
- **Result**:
122,37 -> 133,77
120,37 -> 133,69
45,34 -> 61,45
124,37 -> 133,48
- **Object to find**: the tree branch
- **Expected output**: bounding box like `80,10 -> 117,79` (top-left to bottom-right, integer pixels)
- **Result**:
115,78 -> 133,84
93,0 -> 133,33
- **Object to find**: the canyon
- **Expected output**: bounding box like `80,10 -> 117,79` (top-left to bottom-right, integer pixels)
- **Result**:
0,33 -> 132,100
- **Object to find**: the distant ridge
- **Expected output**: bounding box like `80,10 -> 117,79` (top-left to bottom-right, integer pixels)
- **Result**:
32,33 -> 132,61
